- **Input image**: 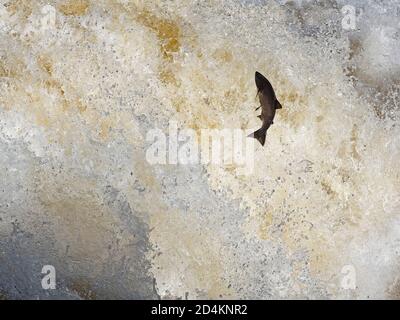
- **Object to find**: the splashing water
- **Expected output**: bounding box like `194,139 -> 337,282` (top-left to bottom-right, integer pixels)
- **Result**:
0,0 -> 399,299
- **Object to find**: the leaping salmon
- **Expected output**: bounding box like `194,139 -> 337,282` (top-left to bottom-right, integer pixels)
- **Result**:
248,71 -> 282,146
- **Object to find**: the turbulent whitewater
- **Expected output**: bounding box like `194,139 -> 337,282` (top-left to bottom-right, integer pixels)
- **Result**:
0,0 -> 399,299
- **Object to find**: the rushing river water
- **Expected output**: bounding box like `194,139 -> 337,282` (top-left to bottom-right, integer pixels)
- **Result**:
0,0 -> 399,299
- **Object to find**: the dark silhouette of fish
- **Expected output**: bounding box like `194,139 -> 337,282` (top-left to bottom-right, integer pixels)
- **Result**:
248,71 -> 282,146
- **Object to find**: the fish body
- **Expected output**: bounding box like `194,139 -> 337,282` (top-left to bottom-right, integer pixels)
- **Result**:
249,71 -> 282,146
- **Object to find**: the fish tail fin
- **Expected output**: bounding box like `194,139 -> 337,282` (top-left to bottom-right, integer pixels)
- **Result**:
248,127 -> 267,146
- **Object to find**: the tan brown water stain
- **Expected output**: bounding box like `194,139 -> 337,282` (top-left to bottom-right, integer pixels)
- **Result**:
136,9 -> 181,62
41,78 -> 89,123
212,48 -> 233,63
173,64 -> 247,132
44,79 -> 65,97
135,8 -> 182,87
37,55 -> 53,76
75,100 -> 87,113
26,84 -> 63,129
19,78 -> 108,150
169,88 -> 219,138
129,4 -> 243,135
37,54 -> 88,117
59,0 -> 90,16
0,55 -> 25,79
277,90 -> 308,130
321,180 -> 337,198
69,279 -> 97,300
13,52 -> 115,147
0,61 -> 18,78
258,212 -> 273,240
42,76 -> 88,115
4,0 -> 32,19
3,36 -> 170,144
99,117 -> 113,141
159,69 -> 179,87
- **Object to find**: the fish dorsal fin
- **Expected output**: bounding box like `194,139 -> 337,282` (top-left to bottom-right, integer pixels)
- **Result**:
275,100 -> 282,109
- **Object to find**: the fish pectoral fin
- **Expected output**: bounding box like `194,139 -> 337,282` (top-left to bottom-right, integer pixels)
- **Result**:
275,100 -> 282,109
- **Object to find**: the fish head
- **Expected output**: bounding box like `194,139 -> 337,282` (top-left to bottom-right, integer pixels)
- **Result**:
255,71 -> 269,92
